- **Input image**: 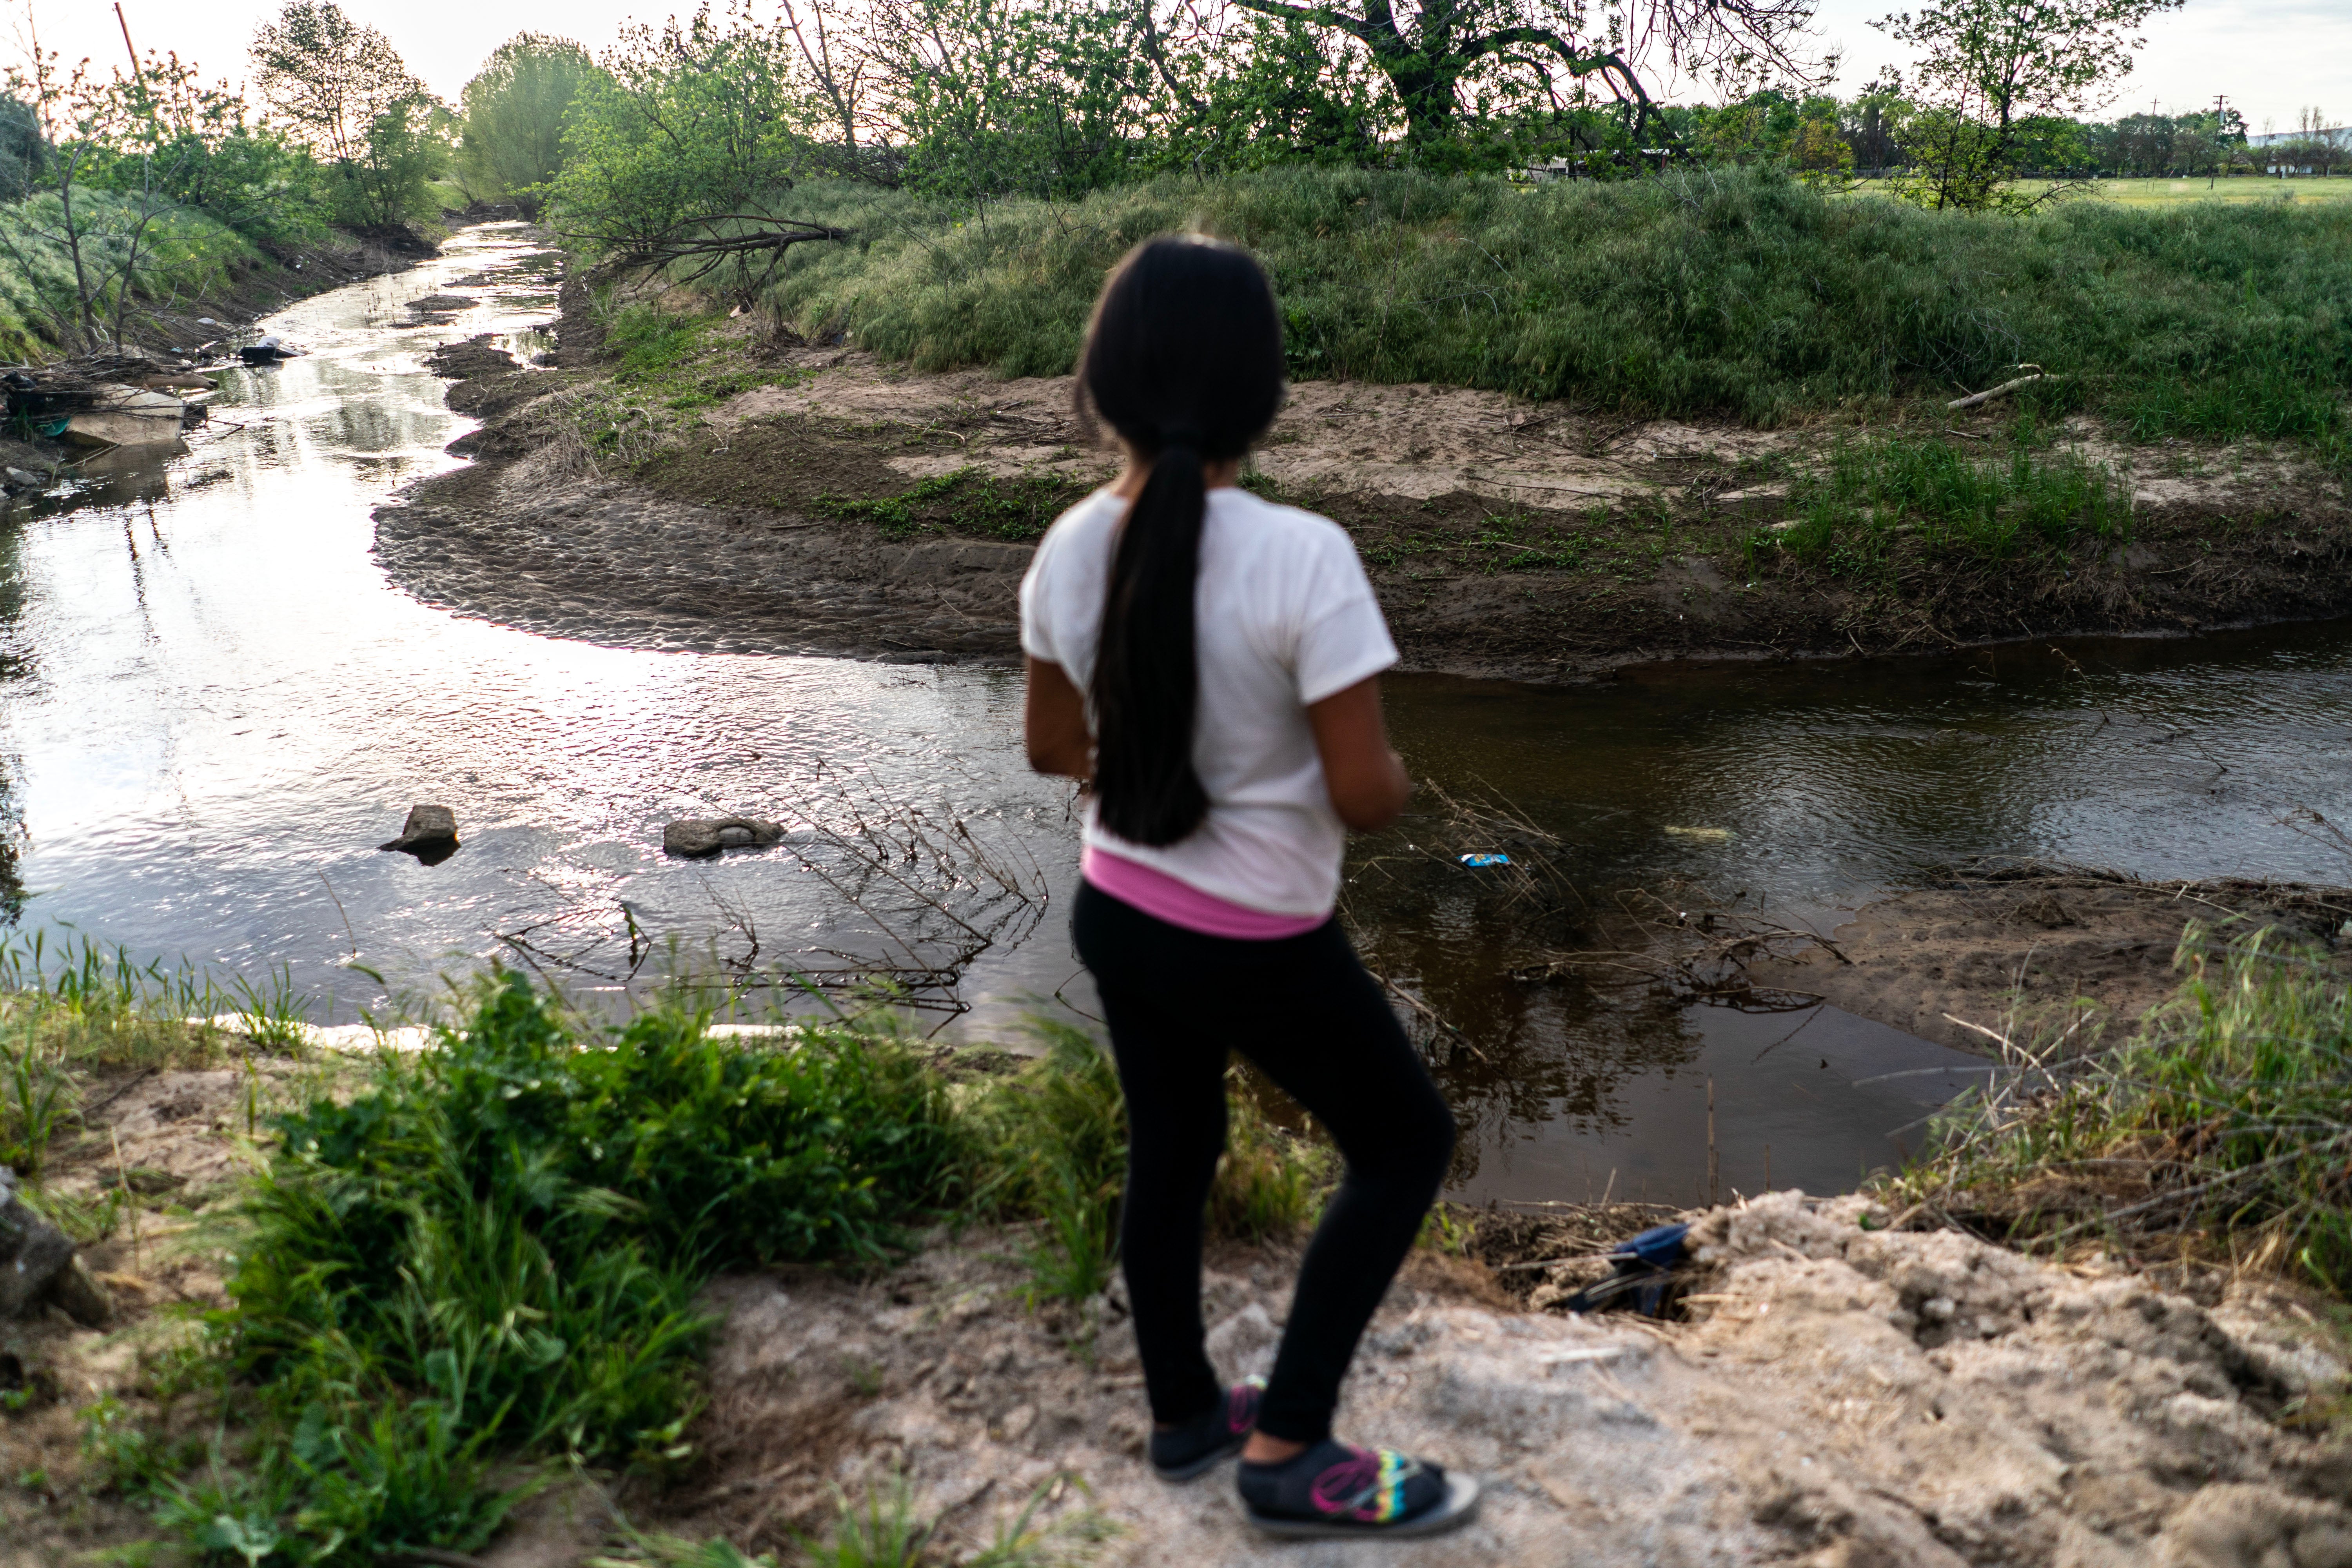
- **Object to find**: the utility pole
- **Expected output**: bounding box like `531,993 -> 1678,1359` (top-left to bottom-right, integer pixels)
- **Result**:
113,3 -> 140,80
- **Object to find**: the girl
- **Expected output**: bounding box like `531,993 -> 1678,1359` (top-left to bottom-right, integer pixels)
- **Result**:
1019,235 -> 1478,1540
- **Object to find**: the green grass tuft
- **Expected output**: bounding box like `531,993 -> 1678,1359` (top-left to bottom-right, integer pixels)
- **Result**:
1768,427 -> 2128,572
810,466 -> 1076,541
1894,925 -> 2352,1294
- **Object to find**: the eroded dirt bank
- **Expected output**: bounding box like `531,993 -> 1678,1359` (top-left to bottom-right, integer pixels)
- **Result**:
375,272 -> 2352,679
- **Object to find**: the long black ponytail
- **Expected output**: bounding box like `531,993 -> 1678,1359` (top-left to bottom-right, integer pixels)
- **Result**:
1079,236 -> 1285,847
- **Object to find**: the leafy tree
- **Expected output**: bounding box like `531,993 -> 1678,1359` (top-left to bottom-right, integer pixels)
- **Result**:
2277,107 -> 2342,179
1212,0 -> 1823,148
1181,11 -> 1396,170
0,43 -> 260,348
457,33 -> 601,212
1873,0 -> 2182,209
85,53 -> 329,244
250,0 -> 419,165
249,0 -> 447,226
551,4 -> 835,251
863,0 -> 1155,203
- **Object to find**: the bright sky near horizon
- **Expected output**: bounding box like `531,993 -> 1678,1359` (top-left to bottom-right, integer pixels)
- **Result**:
12,0 -> 2347,136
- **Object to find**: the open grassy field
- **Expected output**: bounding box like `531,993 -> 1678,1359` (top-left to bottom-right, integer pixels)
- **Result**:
1849,176 -> 2352,207
2089,174 -> 2352,205
1853,176 -> 2352,208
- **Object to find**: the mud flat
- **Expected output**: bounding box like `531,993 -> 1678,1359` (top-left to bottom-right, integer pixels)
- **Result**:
1742,866 -> 2352,1056
376,269 -> 2352,680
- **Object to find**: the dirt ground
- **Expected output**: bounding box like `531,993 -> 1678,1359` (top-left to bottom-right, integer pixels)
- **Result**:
1741,867 -> 2352,1056
374,266 -> 2352,679
7,1049 -> 2348,1568
584,1192 -> 2350,1568
0,1055 -> 326,1567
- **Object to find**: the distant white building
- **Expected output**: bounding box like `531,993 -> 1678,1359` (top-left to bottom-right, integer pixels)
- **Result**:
2249,126 -> 2348,147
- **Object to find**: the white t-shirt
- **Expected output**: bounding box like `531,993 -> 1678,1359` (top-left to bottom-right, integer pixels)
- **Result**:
1020,485 -> 1399,917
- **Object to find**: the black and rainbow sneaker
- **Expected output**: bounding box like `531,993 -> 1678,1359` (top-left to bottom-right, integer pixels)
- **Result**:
1147,1376 -> 1265,1482
1236,1439 -> 1482,1539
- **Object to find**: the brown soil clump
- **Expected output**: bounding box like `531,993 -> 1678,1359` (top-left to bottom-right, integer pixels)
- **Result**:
1743,865 -> 2352,1054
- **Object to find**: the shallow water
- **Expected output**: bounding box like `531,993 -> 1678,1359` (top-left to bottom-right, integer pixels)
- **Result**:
6,227 -> 2349,1202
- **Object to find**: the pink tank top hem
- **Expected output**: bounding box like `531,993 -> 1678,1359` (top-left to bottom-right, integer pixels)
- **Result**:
1082,846 -> 1328,940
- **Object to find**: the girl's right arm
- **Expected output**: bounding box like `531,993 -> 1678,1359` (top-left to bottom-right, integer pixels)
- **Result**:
1308,675 -> 1411,831
1024,655 -> 1094,782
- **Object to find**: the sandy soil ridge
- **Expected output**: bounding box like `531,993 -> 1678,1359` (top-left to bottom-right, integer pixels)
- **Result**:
374,265 -> 2352,679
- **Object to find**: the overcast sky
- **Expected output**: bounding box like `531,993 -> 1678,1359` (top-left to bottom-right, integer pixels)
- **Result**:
15,0 -> 2348,136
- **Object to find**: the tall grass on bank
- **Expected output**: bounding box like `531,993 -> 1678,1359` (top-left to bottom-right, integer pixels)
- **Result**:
701,166 -> 2352,441
1893,926 -> 2352,1292
0,192 -> 259,360
965,1021 -> 1331,1307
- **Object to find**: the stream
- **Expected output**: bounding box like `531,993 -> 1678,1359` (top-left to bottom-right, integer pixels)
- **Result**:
6,224 -> 2350,1205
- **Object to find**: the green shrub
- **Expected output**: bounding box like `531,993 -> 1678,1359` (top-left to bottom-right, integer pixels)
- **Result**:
178,973 -> 965,1564
1209,1089 -> 1332,1243
966,1023 -> 1129,1307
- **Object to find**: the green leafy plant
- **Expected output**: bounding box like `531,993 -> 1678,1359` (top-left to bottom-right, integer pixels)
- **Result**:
227,966 -> 311,1056
126,971 -> 968,1565
0,1029 -> 71,1178
1208,1080 -> 1331,1243
968,1023 -> 1128,1308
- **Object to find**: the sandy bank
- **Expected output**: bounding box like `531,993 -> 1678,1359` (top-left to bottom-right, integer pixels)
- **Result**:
7,1026 -> 2348,1568
374,264 -> 2352,680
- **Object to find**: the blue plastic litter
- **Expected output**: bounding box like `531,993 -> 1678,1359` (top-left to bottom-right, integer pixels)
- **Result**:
1457,853 -> 1512,868
1610,1222 -> 1691,1270
1559,1221 -> 1694,1319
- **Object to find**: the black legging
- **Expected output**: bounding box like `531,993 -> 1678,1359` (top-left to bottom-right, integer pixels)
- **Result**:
1072,880 -> 1456,1445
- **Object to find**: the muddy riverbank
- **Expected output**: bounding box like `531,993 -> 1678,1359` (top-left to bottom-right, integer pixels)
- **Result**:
1735,864 -> 2352,1056
375,265 -> 2352,679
